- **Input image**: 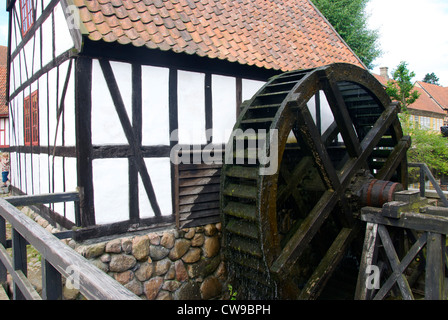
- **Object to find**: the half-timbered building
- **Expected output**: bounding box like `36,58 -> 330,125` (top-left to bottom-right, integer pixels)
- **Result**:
0,46 -> 9,149
6,0 -> 364,239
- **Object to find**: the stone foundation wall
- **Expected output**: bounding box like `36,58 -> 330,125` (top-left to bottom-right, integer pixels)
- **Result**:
70,222 -> 228,300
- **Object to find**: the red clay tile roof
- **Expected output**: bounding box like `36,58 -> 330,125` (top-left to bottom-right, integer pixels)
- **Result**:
0,46 -> 8,117
415,81 -> 448,111
372,72 -> 445,116
411,86 -> 446,115
73,0 -> 364,71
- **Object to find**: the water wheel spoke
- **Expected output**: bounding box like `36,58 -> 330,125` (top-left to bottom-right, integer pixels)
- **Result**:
298,226 -> 358,300
277,156 -> 313,205
376,136 -> 411,181
270,190 -> 340,276
339,102 -> 401,186
293,105 -> 341,191
319,76 -> 362,158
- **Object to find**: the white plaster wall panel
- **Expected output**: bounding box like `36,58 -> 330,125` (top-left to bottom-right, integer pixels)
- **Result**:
32,153 -> 41,195
12,55 -> 21,92
31,32 -> 41,76
23,39 -> 35,80
52,156 -> 65,216
42,0 -> 52,10
9,152 -> 18,187
242,79 -> 265,102
9,12 -> 17,53
24,153 -> 32,194
92,158 -> 129,224
211,74 -> 236,144
141,65 -> 170,146
54,157 -> 77,222
38,73 -> 49,146
41,17 -> 53,67
54,3 -> 75,57
54,60 -> 76,146
177,70 -> 206,145
39,153 -> 50,194
47,68 -> 59,147
138,157 -> 172,218
61,65 -> 76,146
91,59 -> 130,145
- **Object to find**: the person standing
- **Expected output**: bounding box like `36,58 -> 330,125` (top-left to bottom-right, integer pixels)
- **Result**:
1,153 -> 9,188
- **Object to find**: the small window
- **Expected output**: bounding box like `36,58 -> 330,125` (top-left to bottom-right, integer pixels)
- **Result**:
19,0 -> 34,36
24,90 -> 38,146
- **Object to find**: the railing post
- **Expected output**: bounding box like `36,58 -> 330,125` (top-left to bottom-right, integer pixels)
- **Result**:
419,164 -> 425,197
0,216 -> 6,288
42,258 -> 62,300
425,232 -> 445,300
12,229 -> 27,300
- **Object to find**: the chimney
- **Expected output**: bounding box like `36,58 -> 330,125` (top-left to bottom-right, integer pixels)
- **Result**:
380,67 -> 389,81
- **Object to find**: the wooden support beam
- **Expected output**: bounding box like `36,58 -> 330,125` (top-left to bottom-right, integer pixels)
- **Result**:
299,227 -> 357,300
425,232 -> 445,300
5,191 -> 79,206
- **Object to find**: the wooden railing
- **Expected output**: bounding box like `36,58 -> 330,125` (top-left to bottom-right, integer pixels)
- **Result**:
409,162 -> 448,207
0,193 -> 140,300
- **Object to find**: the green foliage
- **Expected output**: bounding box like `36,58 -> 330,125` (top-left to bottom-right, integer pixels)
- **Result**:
385,61 -> 420,111
422,72 -> 440,86
227,284 -> 237,300
399,112 -> 448,177
310,0 -> 381,69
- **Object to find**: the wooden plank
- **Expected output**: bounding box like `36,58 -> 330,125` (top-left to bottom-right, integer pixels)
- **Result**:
377,224 -> 414,300
75,56 -> 95,227
12,229 -> 27,300
5,191 -> 79,206
270,190 -> 339,276
179,193 -> 220,205
299,227 -> 356,300
355,222 -> 379,300
179,201 -> 220,213
179,168 -> 220,179
361,209 -> 448,235
179,176 -> 221,187
373,232 -> 427,300
42,258 -> 62,300
425,232 -> 444,300
179,184 -> 220,197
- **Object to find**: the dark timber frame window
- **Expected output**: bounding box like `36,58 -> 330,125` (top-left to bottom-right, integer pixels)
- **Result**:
24,90 -> 39,146
19,0 -> 34,36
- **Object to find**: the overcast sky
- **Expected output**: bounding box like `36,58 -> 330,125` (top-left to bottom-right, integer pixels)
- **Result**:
1,0 -> 448,86
367,0 -> 448,86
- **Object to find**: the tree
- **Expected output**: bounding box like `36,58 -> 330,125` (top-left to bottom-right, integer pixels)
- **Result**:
422,72 -> 440,86
310,0 -> 381,69
385,61 -> 420,111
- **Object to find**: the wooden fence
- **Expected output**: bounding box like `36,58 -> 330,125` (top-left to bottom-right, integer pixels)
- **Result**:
0,193 -> 140,300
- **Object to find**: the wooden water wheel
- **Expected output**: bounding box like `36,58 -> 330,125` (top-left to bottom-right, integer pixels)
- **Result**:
220,63 -> 410,299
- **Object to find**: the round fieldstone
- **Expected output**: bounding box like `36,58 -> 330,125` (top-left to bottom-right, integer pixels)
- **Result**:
109,254 -> 137,272
203,236 -> 220,258
105,238 -> 122,253
200,276 -> 222,300
135,262 -> 153,282
174,260 -> 188,282
161,232 -> 175,249
144,276 -> 164,300
169,239 -> 191,260
149,245 -> 170,261
132,236 -> 150,260
182,248 -> 201,263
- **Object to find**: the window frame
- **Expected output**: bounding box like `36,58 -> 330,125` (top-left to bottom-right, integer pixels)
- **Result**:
24,90 -> 39,146
19,0 -> 34,36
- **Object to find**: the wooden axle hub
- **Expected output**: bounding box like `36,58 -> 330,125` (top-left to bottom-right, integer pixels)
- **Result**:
360,179 -> 403,208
